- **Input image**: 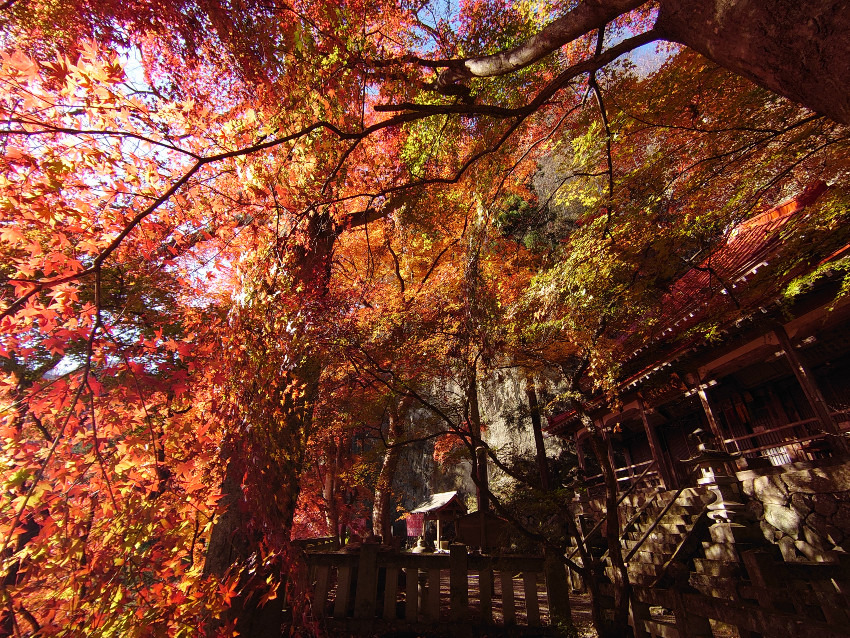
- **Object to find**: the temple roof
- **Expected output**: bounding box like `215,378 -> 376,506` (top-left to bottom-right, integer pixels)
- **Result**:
410,491 -> 465,514
548,182 -> 848,436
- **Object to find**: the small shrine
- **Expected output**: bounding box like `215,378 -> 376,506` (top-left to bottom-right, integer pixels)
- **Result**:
405,491 -> 467,549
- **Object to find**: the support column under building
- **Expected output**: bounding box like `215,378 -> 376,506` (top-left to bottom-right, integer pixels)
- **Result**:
601,420 -> 618,490
774,325 -> 848,455
696,378 -> 729,453
638,397 -> 671,490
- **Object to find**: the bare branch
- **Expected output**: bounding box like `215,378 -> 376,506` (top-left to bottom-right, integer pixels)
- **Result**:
436,0 -> 650,88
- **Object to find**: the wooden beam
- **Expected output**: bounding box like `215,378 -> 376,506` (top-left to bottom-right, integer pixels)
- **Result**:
637,397 -> 671,490
600,420 -> 617,484
696,380 -> 728,453
775,325 -> 848,454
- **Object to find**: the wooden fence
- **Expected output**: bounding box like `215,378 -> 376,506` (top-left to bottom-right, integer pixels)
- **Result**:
304,542 -> 571,635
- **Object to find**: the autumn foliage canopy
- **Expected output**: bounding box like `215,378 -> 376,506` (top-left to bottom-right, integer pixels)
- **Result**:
0,0 -> 848,635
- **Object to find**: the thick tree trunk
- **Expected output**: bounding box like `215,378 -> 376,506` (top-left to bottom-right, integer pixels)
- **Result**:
323,453 -> 340,547
656,0 -> 850,124
203,355 -> 322,637
525,379 -> 551,491
372,398 -> 409,542
468,361 -> 490,512
572,401 -> 633,638
203,212 -> 335,637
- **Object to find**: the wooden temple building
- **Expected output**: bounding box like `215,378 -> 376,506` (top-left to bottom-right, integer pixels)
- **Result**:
404,490 -> 466,549
549,183 -> 850,492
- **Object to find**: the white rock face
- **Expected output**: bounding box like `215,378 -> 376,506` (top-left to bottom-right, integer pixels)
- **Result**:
392,367 -> 567,511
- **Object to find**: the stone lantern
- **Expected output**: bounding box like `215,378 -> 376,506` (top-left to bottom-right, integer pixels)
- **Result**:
683,429 -> 761,547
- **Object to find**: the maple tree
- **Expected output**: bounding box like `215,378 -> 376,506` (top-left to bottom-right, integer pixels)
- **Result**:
0,0 -> 848,636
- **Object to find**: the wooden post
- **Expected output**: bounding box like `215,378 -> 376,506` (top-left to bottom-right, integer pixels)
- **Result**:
526,379 -> 551,491
449,544 -> 469,622
427,568 -> 441,621
575,432 -> 587,474
436,518 -> 442,548
313,565 -> 330,618
775,325 -> 848,454
334,564 -> 352,618
354,542 -> 378,619
637,397 -> 671,489
383,565 -> 399,620
523,572 -> 540,627
500,570 -> 515,625
601,421 -> 618,488
405,567 -> 418,622
697,380 -> 729,452
418,568 -> 429,621
543,553 -> 571,627
479,565 -> 493,624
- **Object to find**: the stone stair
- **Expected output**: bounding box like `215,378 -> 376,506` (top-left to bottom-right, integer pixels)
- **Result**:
616,486 -> 714,586
565,487 -> 714,587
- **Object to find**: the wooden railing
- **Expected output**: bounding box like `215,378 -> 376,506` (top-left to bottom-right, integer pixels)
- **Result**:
584,458 -> 659,488
723,409 -> 850,465
566,460 -> 659,562
304,543 -> 570,633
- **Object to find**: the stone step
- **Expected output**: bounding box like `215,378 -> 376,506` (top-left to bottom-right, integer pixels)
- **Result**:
623,538 -> 679,553
619,492 -> 661,509
702,543 -> 740,562
628,529 -> 684,547
626,561 -> 663,575
655,522 -> 688,534
693,558 -> 742,577
634,516 -> 689,531
630,507 -> 664,524
633,550 -> 667,565
689,573 -> 745,599
666,504 -> 703,516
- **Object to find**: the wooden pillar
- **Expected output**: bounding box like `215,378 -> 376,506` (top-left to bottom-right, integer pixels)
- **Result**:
601,420 -> 618,488
405,568 -> 418,621
354,541 -> 379,619
475,446 -> 489,512
775,325 -> 848,454
383,565 -> 399,620
543,552 -> 572,627
697,379 -> 728,453
449,544 -> 468,621
637,397 -> 670,490
500,570 -> 515,625
479,564 -> 493,624
436,518 -> 442,548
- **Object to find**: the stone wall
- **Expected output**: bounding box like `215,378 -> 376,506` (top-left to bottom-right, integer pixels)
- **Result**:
739,459 -> 850,561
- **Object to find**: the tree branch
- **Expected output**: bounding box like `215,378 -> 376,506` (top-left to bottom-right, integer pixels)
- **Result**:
436,0 -> 650,88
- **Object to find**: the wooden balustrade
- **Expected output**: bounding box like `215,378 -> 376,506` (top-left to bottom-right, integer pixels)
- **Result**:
304,543 -> 570,633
